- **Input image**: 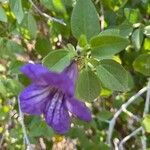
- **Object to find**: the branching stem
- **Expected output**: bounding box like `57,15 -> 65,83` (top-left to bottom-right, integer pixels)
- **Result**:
28,0 -> 66,26
18,97 -> 32,150
118,127 -> 143,150
107,86 -> 147,147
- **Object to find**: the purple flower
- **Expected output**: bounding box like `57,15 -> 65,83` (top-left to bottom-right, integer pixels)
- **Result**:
19,62 -> 92,134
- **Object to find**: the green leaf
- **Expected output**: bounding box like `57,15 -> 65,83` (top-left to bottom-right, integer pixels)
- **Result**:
142,115 -> 150,133
0,79 -> 7,98
6,40 -> 24,55
78,35 -> 88,48
124,8 -> 141,24
40,0 -> 53,11
35,37 -> 51,57
98,110 -> 113,121
10,0 -> 24,24
0,6 -> 7,22
99,29 -> 120,36
126,72 -> 135,90
42,49 -> 73,72
62,0 -> 74,7
71,0 -> 100,40
29,116 -> 54,137
131,28 -> 144,51
0,0 -> 8,2
27,14 -> 37,39
9,60 -> 24,74
40,0 -> 66,13
144,25 -> 150,37
18,74 -> 31,86
52,0 -> 66,13
76,69 -> 101,101
118,23 -> 133,38
96,59 -> 131,91
90,35 -> 129,58
144,38 -> 150,50
99,143 -> 110,150
133,54 -> 150,76
0,38 -> 8,58
6,79 -> 22,96
99,25 -> 133,38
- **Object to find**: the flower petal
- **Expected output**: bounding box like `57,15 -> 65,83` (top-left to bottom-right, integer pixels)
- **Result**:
19,84 -> 51,115
44,92 -> 70,134
20,63 -> 49,81
21,63 -> 74,96
63,62 -> 78,84
65,98 -> 92,122
40,72 -> 74,97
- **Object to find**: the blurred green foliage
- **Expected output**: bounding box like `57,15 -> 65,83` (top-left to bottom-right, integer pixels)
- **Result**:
0,0 -> 150,149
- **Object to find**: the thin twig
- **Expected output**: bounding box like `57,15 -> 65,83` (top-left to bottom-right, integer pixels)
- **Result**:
113,138 -> 119,150
107,86 -> 147,147
28,0 -> 66,26
18,97 -> 33,150
141,79 -> 150,150
143,79 -> 150,116
141,128 -> 147,150
0,134 -> 5,148
122,108 -> 140,121
118,127 -> 143,150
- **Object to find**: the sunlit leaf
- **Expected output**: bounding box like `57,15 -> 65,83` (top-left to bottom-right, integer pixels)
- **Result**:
142,115 -> 150,133
124,8 -> 141,24
144,25 -> 150,37
133,54 -> 150,76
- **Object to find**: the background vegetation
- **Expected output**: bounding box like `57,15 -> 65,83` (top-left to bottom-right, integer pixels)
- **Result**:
0,0 -> 150,149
